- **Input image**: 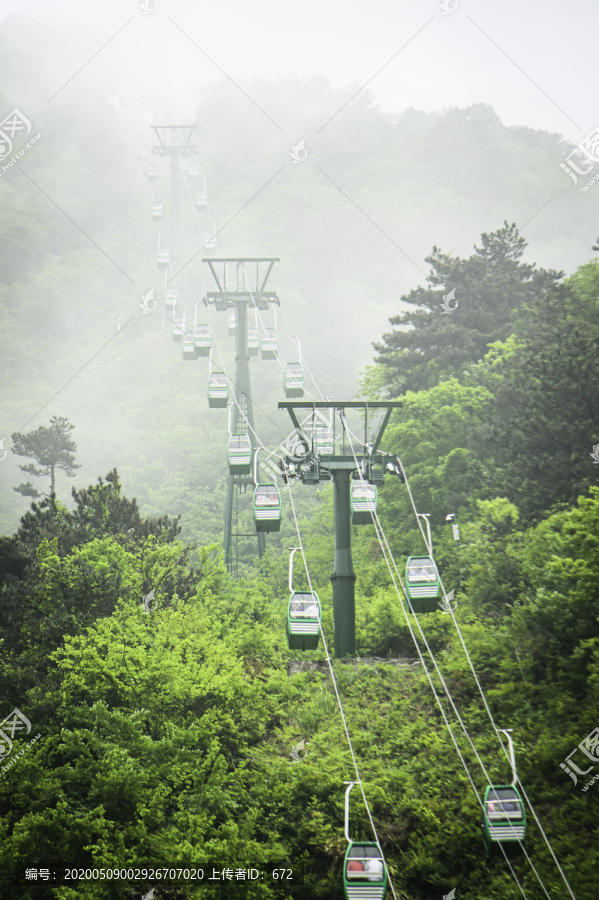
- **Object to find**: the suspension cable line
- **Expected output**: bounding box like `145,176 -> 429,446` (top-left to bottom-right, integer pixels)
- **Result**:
283,473 -> 399,900
338,415 -> 535,896
241,271 -> 324,402
201,364 -> 400,896
341,415 -> 570,900
177,145 -> 217,255
394,454 -> 577,900
278,299 -> 326,400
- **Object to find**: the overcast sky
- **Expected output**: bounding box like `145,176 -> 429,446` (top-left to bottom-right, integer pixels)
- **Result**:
2,0 -> 596,143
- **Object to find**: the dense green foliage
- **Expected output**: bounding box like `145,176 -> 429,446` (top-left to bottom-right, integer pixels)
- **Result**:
373,222 -> 564,395
1,474 -> 598,898
370,240 -> 599,521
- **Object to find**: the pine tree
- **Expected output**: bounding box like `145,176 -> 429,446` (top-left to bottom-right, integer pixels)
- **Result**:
11,415 -> 80,497
373,222 -> 563,395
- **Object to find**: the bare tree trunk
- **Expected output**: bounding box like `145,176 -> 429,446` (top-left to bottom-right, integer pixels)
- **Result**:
50,465 -> 55,496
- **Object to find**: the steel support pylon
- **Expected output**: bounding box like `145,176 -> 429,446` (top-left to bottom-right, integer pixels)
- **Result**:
278,401 -> 402,658
331,469 -> 356,657
228,301 -> 265,568
205,260 -> 280,573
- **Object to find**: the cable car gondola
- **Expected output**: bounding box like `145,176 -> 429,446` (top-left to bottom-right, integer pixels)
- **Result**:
195,190 -> 207,209
344,845 -> 387,900
157,248 -> 170,269
152,201 -> 163,222
146,163 -> 158,182
253,483 -> 281,533
405,556 -> 439,613
260,328 -> 278,360
247,327 -> 259,356
314,425 -> 334,455
483,786 -> 526,849
207,372 -> 228,408
193,324 -> 212,357
228,434 -> 252,474
182,334 -> 196,360
351,483 -> 377,525
286,548 -> 320,650
286,591 -> 321,651
187,164 -> 198,180
227,308 -> 237,334
284,362 -> 304,398
482,729 -> 527,853
343,782 -> 387,900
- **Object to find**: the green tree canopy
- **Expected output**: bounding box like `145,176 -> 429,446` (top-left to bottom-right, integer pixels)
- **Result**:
16,468 -> 182,557
374,223 -> 564,396
11,415 -> 80,498
469,261 -> 599,519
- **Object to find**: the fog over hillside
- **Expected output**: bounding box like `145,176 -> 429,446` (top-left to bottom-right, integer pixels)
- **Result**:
1,0 -> 597,534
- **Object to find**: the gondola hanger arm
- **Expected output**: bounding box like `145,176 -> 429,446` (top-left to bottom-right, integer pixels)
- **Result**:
499,728 -> 518,786
253,448 -> 260,485
344,780 -> 359,844
416,512 -> 433,556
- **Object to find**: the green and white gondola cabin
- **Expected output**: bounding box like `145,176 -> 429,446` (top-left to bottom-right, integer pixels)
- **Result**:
314,426 -> 334,455
207,372 -> 228,408
260,327 -> 278,360
343,843 -> 387,900
284,362 -> 304,398
253,483 -> 281,533
152,201 -> 163,221
195,191 -> 207,209
146,164 -> 158,182
157,248 -> 170,268
351,483 -> 377,525
228,434 -> 252,474
247,327 -> 259,356
286,591 -> 321,651
182,334 -> 196,360
227,309 -> 237,333
194,324 -> 212,357
483,785 -> 526,849
405,556 -> 440,613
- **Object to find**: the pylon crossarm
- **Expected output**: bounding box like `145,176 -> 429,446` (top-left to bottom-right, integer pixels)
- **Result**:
278,401 -> 401,409
285,407 -> 302,434
372,405 -> 395,453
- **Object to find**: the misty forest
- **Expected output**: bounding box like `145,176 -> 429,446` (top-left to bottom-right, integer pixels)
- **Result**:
1,6 -> 599,900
